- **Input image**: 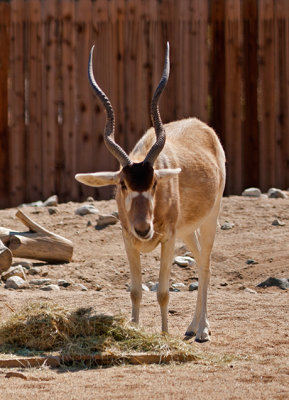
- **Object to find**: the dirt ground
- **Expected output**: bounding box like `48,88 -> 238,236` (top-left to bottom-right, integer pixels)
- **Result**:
0,194 -> 288,399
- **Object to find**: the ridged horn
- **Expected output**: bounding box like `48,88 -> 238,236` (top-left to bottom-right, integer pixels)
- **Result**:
144,42 -> 170,165
88,46 -> 132,167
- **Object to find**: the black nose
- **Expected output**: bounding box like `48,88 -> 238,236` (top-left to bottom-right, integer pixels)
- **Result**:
135,227 -> 151,238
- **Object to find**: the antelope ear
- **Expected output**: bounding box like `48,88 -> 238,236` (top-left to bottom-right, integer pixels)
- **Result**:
155,168 -> 181,181
75,171 -> 120,187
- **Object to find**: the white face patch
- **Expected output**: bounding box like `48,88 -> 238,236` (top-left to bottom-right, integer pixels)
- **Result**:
124,190 -> 154,212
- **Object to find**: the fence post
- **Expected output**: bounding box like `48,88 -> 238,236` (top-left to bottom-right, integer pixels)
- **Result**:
0,2 -> 10,208
242,0 -> 259,189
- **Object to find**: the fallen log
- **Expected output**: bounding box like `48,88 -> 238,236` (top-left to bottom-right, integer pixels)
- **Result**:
0,239 -> 12,272
0,209 -> 73,263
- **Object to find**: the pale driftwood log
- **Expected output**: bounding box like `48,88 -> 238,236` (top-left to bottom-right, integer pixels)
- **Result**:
0,209 -> 73,263
0,239 -> 12,272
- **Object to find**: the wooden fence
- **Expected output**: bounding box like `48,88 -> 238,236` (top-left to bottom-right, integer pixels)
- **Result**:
0,0 -> 288,208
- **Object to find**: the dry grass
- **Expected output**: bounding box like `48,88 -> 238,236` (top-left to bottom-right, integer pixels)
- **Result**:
0,302 -> 200,362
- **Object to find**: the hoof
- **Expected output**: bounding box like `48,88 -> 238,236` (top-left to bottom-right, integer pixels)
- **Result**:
195,336 -> 210,343
184,330 -> 196,338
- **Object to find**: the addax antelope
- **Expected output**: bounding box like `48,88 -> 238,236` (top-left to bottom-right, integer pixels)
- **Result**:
75,43 -> 226,342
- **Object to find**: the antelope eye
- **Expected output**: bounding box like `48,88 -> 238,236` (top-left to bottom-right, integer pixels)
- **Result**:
120,180 -> 127,190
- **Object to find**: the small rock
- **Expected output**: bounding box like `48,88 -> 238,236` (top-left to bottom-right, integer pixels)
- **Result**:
95,283 -> 102,291
29,278 -> 52,286
1,266 -> 26,282
19,200 -> 44,207
111,211 -> 119,219
220,282 -> 228,287
28,267 -> 41,276
189,282 -> 199,291
174,256 -> 196,268
172,282 -> 186,289
272,219 -> 285,226
142,284 -> 150,292
73,283 -> 88,291
12,260 -> 33,270
242,187 -> 262,198
43,194 -> 58,207
48,207 -> 58,215
170,286 -> 180,292
221,221 -> 234,230
96,214 -> 118,226
5,276 -> 28,289
257,277 -> 289,290
246,259 -> 258,265
75,204 -> 99,216
268,188 -> 287,199
40,284 -> 60,291
146,281 -> 158,291
86,196 -> 94,202
58,280 -> 71,288
244,287 -> 257,294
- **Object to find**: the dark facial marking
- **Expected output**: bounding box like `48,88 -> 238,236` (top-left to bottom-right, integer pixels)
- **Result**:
123,162 -> 154,192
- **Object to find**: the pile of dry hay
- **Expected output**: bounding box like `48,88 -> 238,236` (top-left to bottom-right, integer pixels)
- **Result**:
0,302 -> 199,362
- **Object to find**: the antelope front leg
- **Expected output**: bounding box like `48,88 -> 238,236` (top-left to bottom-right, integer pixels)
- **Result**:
123,235 -> 142,325
158,235 -> 176,333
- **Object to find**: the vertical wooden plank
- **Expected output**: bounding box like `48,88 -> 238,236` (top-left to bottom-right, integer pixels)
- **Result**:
242,0 -> 259,189
59,0 -> 76,201
210,0 -> 226,155
26,0 -> 42,202
42,0 -> 58,199
9,0 -> 26,206
224,0 -> 243,194
177,0 -> 192,119
189,0 -> 209,122
90,0 -> 114,199
275,0 -> 289,188
258,0 -> 275,190
75,0 -> 94,200
123,0 -> 143,151
0,1 -> 10,208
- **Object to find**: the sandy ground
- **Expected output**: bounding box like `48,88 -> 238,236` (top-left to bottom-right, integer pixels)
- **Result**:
0,195 -> 288,399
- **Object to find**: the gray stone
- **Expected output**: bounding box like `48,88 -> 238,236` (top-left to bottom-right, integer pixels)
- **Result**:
172,282 -> 186,289
48,207 -> 58,215
146,282 -> 158,292
170,286 -> 180,292
268,188 -> 288,199
40,284 -> 60,291
174,256 -> 196,268
19,200 -> 43,207
29,278 -> 52,286
1,265 -> 26,282
73,283 -> 88,291
257,277 -> 289,290
5,276 -> 28,289
244,287 -> 257,294
95,283 -> 102,291
96,214 -> 118,226
242,187 -> 262,198
44,194 -> 58,207
75,205 -> 99,216
12,260 -> 33,270
246,259 -> 258,265
58,280 -> 71,288
28,267 -> 41,275
272,219 -> 285,226
142,284 -> 150,292
221,221 -> 235,230
189,282 -> 199,291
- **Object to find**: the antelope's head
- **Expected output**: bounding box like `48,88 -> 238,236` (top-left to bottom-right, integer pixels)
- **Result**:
75,43 -> 181,241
